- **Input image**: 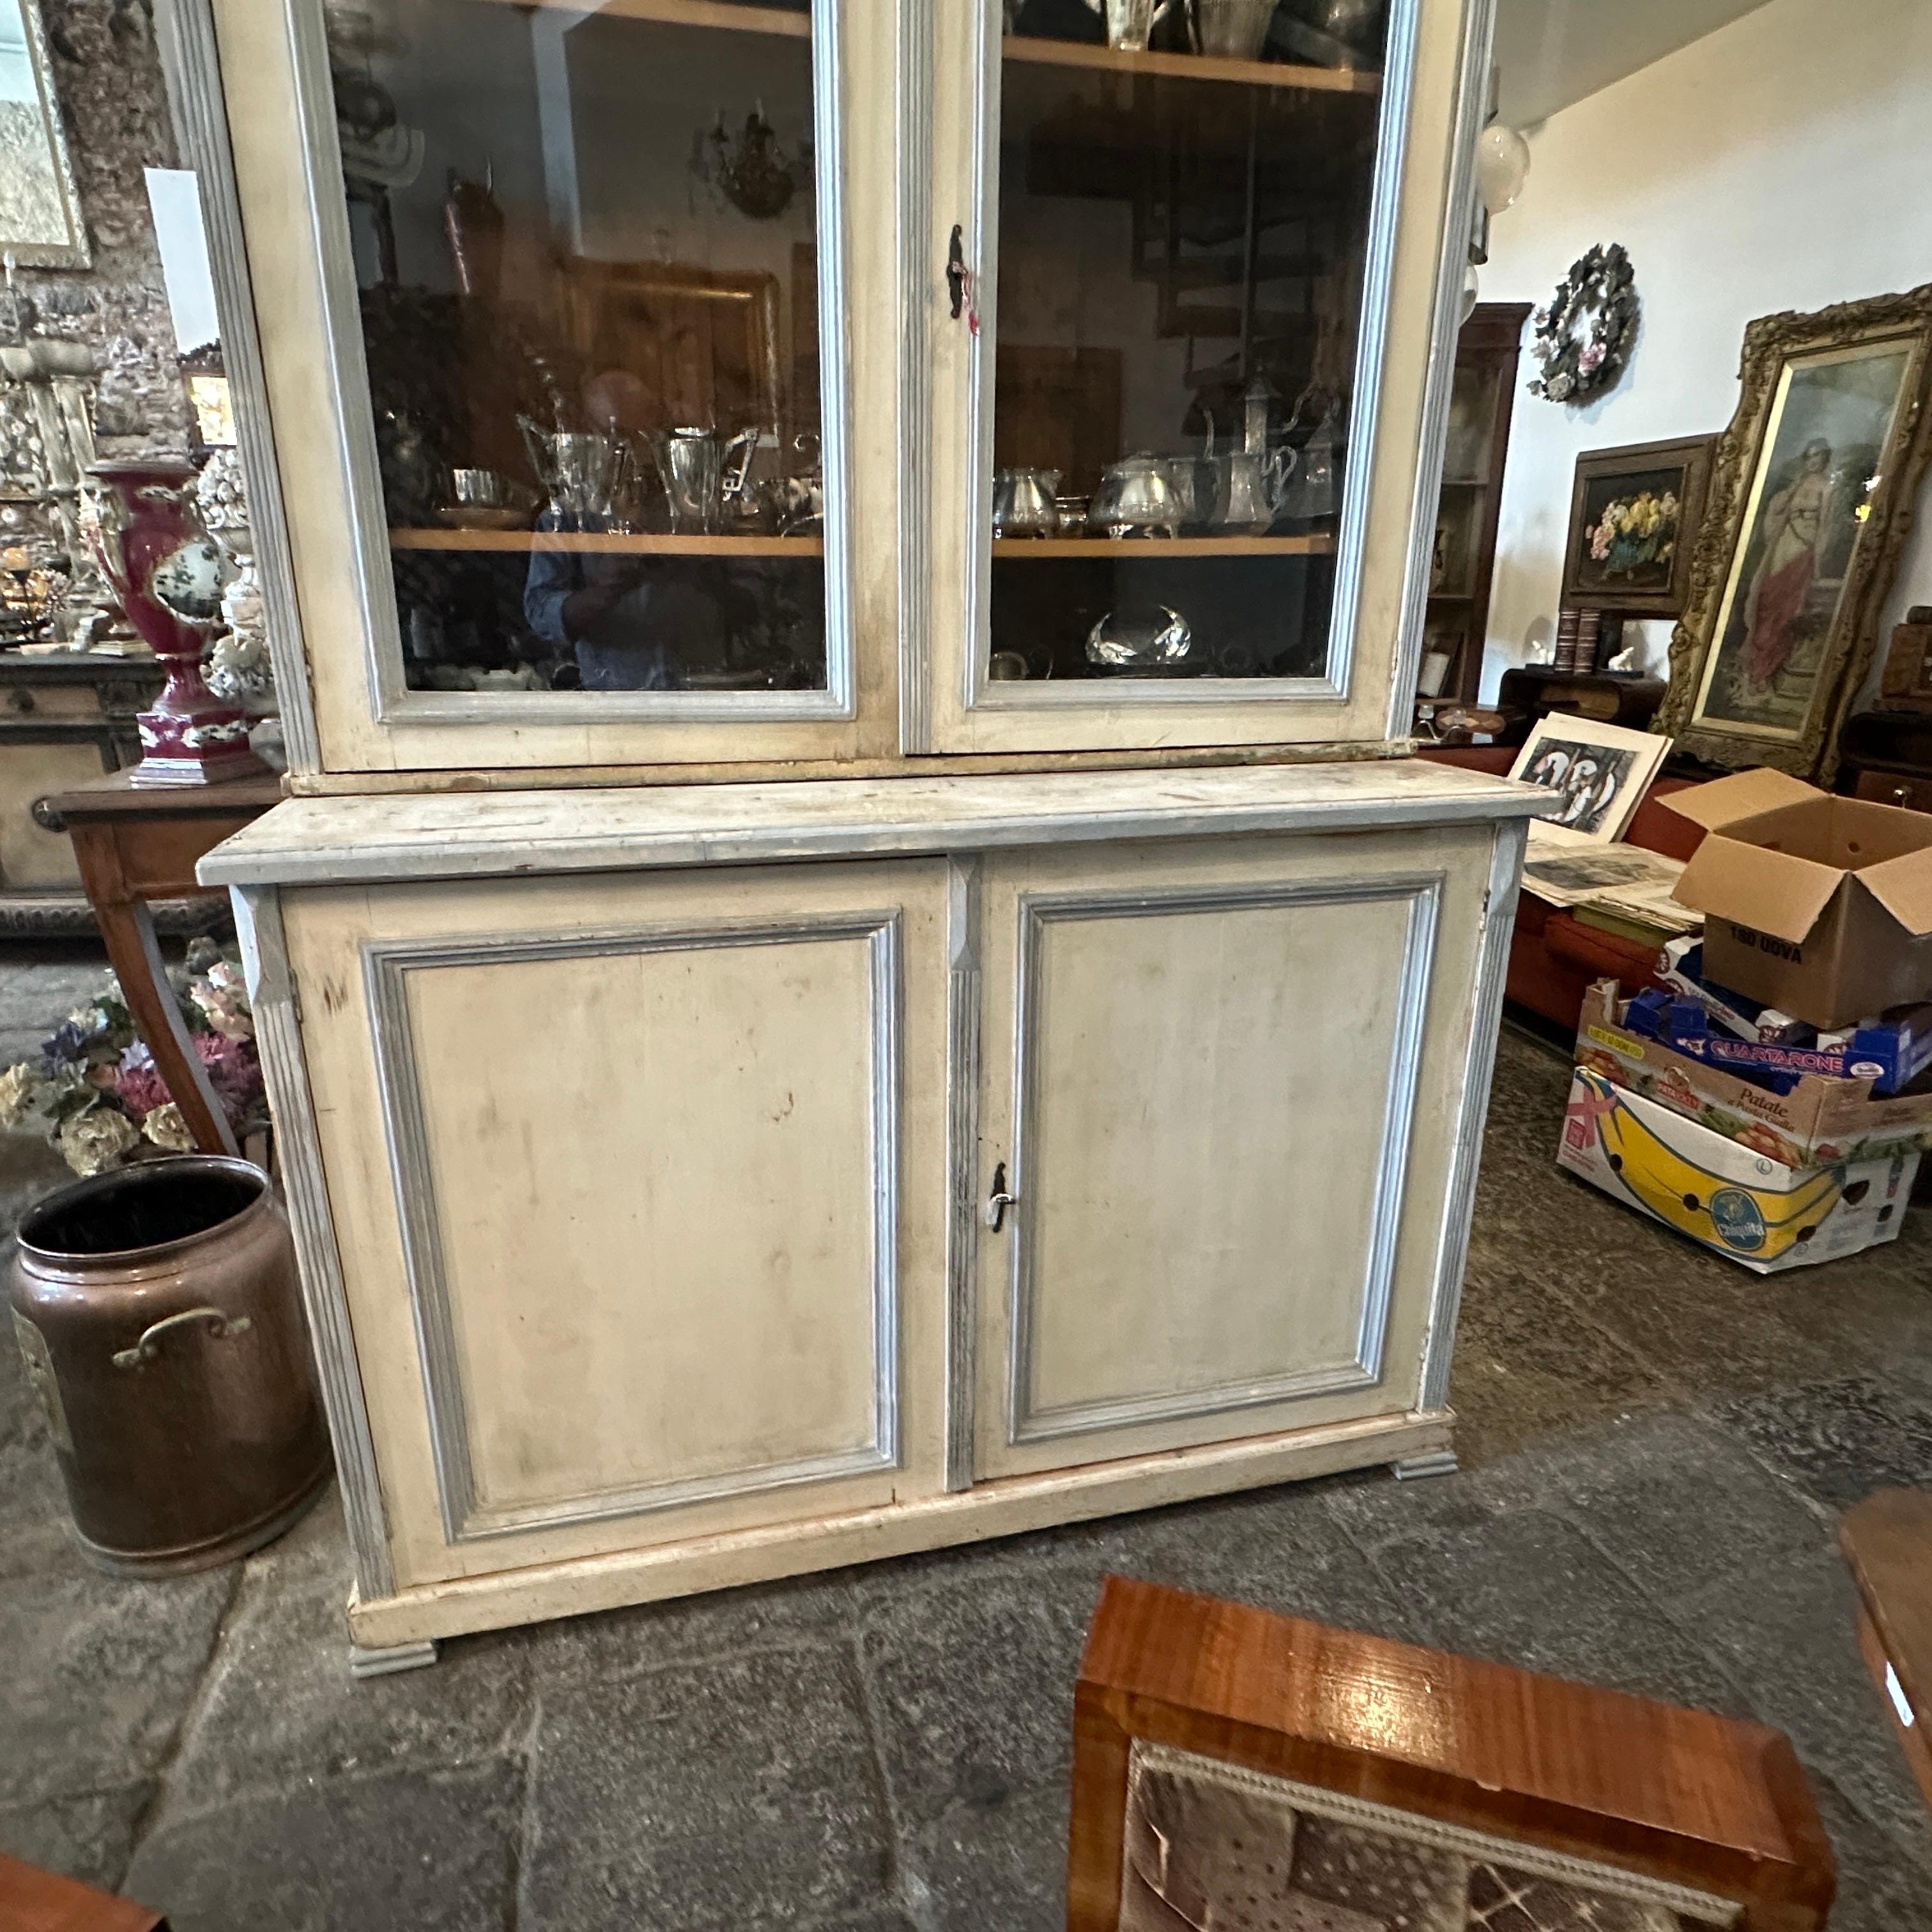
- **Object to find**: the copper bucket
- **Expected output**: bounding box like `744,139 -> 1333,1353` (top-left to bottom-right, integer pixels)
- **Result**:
8,1156 -> 331,1575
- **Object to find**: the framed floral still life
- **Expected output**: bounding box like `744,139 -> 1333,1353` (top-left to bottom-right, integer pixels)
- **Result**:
1561,436 -> 1713,615
1659,284 -> 1932,778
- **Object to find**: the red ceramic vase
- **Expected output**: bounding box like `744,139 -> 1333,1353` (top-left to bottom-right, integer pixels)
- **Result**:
83,457 -> 266,785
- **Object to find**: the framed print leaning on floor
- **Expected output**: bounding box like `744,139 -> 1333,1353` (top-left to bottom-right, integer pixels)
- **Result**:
1657,283 -> 1932,779
1561,434 -> 1714,615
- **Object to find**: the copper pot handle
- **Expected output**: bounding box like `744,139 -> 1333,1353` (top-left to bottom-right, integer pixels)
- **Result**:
112,1307 -> 252,1370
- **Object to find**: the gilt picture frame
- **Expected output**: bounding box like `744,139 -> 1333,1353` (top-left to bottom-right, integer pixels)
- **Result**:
1561,434 -> 1714,616
1658,285 -> 1932,779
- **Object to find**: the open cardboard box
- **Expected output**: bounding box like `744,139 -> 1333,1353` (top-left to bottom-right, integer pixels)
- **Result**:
1664,768 -> 1932,1027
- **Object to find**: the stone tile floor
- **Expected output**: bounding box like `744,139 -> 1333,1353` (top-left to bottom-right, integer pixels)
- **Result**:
3,945 -> 1931,1928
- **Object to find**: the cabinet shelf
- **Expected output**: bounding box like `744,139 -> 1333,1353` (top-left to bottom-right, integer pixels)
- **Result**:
466,0 -> 809,37
993,534 -> 1337,558
388,528 -> 825,558
1001,36 -> 1379,96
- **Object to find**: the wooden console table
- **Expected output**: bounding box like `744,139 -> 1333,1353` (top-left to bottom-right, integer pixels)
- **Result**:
36,770 -> 281,1156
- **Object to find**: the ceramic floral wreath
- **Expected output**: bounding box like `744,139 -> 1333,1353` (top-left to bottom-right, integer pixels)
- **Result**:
1529,243 -> 1639,405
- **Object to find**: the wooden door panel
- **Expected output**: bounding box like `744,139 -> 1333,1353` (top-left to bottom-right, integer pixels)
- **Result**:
286,857 -> 949,1586
973,827 -> 1493,1478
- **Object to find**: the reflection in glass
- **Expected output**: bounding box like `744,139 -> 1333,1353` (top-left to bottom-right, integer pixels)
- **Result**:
989,0 -> 1386,683
326,0 -> 825,696
0,0 -> 86,265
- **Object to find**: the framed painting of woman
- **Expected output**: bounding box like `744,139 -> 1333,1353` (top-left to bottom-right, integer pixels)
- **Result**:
1657,284 -> 1932,778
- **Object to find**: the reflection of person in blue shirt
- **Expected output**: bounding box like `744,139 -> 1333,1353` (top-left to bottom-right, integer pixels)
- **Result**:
522,535 -> 722,691
520,369 -> 724,691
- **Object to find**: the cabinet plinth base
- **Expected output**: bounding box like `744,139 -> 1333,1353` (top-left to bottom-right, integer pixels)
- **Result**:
348,1639 -> 440,1679
345,1407 -> 1455,1652
1392,1448 -> 1460,1481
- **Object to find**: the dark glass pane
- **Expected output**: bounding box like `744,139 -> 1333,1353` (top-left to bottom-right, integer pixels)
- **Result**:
326,0 -> 827,696
990,0 -> 1385,684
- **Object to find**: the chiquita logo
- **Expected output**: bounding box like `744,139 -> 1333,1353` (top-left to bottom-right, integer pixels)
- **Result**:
1708,1186 -> 1768,1252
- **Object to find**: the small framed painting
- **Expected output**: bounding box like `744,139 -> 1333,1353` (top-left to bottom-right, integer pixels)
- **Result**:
1561,435 -> 1714,615
1507,712 -> 1670,843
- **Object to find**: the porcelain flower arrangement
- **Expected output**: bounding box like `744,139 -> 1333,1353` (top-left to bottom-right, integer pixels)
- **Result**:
0,941 -> 266,1175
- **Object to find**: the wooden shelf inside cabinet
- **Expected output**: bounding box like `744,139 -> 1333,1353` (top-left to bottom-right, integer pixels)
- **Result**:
992,534 -> 1337,558
464,0 -> 809,36
1000,36 -> 1379,95
388,529 -> 825,558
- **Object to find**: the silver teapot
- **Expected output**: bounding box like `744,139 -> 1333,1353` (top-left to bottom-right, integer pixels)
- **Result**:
993,466 -> 1062,538
1090,454 -> 1183,539
650,425 -> 760,535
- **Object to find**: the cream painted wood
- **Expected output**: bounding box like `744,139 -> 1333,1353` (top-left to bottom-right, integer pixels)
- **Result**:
199,758 -> 1552,889
346,1405 -> 1453,1648
972,824 -> 1494,1477
206,0 -> 900,776
279,859 -> 951,1589
914,0 -> 1487,755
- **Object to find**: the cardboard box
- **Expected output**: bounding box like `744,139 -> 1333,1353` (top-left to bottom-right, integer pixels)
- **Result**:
1574,979 -> 1932,1167
1663,768 -> 1932,1027
1558,1064 -> 1919,1272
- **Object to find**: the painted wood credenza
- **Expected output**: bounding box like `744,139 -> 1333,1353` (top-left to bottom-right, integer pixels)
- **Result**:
160,0 -> 1547,1666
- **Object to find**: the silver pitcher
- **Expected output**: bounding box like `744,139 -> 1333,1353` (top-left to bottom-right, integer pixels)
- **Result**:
1203,378 -> 1297,534
1084,0 -> 1174,50
651,425 -> 760,536
993,466 -> 1062,538
1188,0 -> 1278,58
518,417 -> 640,530
1090,454 -> 1182,539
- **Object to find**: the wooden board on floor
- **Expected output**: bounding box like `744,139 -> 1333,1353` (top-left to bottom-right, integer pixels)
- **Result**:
1841,1487 -> 1932,1815
0,1852 -> 165,1932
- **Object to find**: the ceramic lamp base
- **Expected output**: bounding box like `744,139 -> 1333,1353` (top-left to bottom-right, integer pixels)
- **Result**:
128,707 -> 269,786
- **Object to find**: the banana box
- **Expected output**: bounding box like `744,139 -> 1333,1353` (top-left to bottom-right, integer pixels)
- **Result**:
1558,1066 -> 1919,1272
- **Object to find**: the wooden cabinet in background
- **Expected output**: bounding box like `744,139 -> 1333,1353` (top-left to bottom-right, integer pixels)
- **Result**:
0,652 -> 160,928
1837,709 -> 1932,811
1416,301 -> 1531,713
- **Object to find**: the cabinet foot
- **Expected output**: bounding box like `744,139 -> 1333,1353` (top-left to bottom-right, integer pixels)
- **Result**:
349,1638 -> 440,1679
1391,1449 -> 1459,1482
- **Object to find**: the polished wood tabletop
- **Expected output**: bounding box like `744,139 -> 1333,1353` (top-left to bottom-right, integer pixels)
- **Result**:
0,1850 -> 166,1931
36,769 -> 282,1156
1071,1574 -> 1835,1932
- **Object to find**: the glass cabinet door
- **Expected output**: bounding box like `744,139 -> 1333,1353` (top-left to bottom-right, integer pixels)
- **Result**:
920,0 -> 1476,753
259,0 -> 873,765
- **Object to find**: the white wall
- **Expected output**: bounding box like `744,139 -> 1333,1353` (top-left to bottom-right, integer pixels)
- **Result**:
1476,0 -> 1932,703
